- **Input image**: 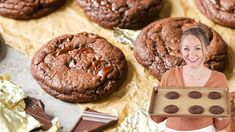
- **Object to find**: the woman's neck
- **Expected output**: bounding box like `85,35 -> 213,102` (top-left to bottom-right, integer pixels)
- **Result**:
184,65 -> 209,76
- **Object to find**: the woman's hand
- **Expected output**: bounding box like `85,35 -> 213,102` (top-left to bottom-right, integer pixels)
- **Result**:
149,115 -> 166,123
216,117 -> 229,121
213,116 -> 230,130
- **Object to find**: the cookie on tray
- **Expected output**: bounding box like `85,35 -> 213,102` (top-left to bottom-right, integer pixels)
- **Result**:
0,0 -> 66,19
189,105 -> 204,114
133,17 -> 227,80
188,91 -> 202,99
208,91 -> 222,99
165,91 -> 180,99
76,0 -> 163,29
164,105 -> 179,114
195,0 -> 235,28
209,105 -> 224,114
31,32 -> 127,103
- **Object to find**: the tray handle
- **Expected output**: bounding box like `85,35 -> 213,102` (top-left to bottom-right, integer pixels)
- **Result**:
148,86 -> 158,115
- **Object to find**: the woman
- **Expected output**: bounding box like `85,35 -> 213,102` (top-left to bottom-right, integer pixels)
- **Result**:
150,27 -> 230,132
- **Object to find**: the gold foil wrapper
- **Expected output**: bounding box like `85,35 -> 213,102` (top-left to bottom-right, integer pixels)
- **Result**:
0,76 -> 60,132
109,102 -> 166,132
113,27 -> 140,49
0,75 -> 11,81
0,104 -> 41,132
0,77 -> 41,132
0,79 -> 26,110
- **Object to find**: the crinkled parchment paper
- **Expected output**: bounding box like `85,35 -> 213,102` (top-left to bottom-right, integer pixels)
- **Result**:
0,0 -> 235,130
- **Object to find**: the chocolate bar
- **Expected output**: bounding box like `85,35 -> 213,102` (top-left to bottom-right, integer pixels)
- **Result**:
24,96 -> 52,130
72,108 -> 118,132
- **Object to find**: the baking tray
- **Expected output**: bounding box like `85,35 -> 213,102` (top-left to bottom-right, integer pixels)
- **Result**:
148,86 -> 231,117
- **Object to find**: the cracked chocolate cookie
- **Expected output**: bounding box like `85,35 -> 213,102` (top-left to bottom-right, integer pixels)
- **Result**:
165,91 -> 180,99
0,0 -> 66,19
31,32 -> 127,103
189,105 -> 204,114
164,105 -> 179,114
133,17 -> 227,80
208,91 -> 222,99
195,0 -> 235,28
188,91 -> 202,99
76,0 -> 163,29
209,105 -> 224,114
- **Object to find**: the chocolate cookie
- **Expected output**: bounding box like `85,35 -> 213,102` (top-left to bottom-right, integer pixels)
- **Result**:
209,105 -> 224,114
164,105 -> 179,114
133,17 -> 227,80
195,0 -> 235,28
208,91 -> 222,99
188,91 -> 202,99
165,91 -> 180,99
76,0 -> 163,29
0,0 -> 66,19
31,32 -> 127,103
189,105 -> 204,114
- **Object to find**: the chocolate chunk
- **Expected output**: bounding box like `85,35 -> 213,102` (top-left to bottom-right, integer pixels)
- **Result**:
188,91 -> 202,99
24,96 -> 52,130
165,91 -> 180,99
208,91 -> 222,99
209,105 -> 224,114
189,105 -> 204,114
72,108 -> 118,132
164,105 -> 179,114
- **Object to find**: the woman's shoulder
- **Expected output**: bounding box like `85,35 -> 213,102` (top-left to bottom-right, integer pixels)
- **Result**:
160,66 -> 183,86
167,66 -> 182,73
211,70 -> 227,79
210,70 -> 228,87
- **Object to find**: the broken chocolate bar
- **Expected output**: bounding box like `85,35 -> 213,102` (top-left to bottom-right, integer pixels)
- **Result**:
72,108 -> 118,132
24,96 -> 52,130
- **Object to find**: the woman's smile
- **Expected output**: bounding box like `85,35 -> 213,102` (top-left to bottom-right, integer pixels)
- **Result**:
187,57 -> 199,63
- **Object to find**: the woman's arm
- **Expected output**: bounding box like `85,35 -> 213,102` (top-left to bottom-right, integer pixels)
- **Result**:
213,73 -> 231,130
150,70 -> 171,123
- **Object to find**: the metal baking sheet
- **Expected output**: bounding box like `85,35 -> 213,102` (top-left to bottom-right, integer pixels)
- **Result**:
149,86 -> 231,117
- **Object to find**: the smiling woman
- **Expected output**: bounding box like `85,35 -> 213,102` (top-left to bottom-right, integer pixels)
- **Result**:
150,26 -> 231,132
180,27 -> 213,87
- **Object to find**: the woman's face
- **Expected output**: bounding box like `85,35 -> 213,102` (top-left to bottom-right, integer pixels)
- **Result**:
181,34 -> 207,68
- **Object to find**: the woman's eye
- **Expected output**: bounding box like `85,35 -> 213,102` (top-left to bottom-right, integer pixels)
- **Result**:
195,47 -> 201,50
183,48 -> 189,51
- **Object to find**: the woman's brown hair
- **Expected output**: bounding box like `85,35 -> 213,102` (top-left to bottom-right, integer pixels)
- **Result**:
181,26 -> 210,48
